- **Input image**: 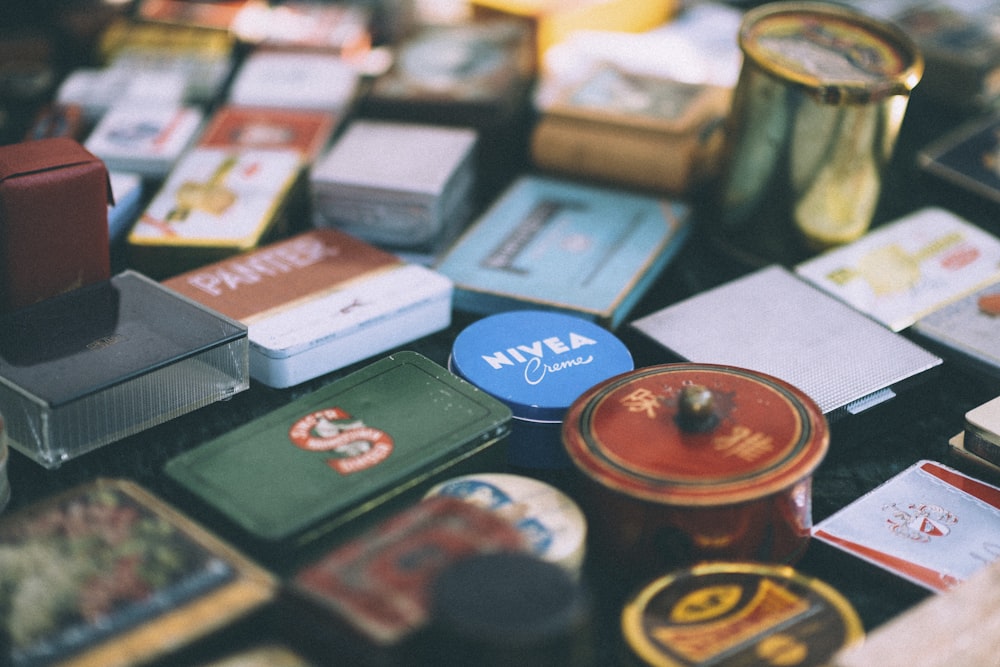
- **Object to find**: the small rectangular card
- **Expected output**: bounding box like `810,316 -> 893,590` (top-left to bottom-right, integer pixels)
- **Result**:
795,207 -> 1000,331
435,174 -> 691,329
165,351 -> 512,550
128,146 -> 302,277
226,51 -> 358,113
0,478 -> 275,667
812,460 -> 1000,592
912,279 -> 1000,378
630,265 -> 942,418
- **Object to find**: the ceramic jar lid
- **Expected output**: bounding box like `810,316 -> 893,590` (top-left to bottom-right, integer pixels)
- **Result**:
562,363 -> 829,506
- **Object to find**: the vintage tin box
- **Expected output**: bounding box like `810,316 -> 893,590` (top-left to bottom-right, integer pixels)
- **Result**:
285,496 -> 529,665
621,562 -> 863,667
230,2 -> 372,57
0,478 -> 276,667
631,265 -> 943,419
531,62 -> 731,195
435,175 -> 691,329
226,50 -> 359,113
163,228 -> 453,388
795,207 -> 1000,332
0,270 -> 249,468
0,137 -> 111,315
891,3 -> 1000,110
562,362 -> 829,577
165,352 -> 513,553
311,119 -> 478,256
710,1 -> 923,265
448,309 -> 633,469
99,17 -> 236,106
197,105 -> 339,164
425,472 -> 588,576
949,394 -> 1000,469
84,103 -> 204,178
812,459 -> 1000,592
128,146 -> 302,278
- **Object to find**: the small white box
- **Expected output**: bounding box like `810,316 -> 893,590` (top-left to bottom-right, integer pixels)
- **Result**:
163,228 -> 454,388
311,119 -> 478,253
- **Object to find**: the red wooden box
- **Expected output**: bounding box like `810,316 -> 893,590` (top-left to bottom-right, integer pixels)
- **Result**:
0,137 -> 111,314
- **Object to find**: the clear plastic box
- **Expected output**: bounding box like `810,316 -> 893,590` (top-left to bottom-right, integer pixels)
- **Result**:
0,270 -> 249,468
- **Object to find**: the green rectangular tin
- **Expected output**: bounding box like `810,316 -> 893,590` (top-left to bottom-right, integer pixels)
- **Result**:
165,351 -> 512,554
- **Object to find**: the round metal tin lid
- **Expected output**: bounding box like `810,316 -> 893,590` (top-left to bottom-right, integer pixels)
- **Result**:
425,472 -> 588,575
562,363 -> 828,506
739,1 -> 923,103
621,562 -> 863,667
450,310 -> 634,422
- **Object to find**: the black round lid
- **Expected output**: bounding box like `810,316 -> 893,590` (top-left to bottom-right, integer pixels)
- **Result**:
426,551 -> 594,665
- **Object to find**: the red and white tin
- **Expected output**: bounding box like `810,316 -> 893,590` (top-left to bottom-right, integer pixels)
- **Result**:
562,362 -> 829,574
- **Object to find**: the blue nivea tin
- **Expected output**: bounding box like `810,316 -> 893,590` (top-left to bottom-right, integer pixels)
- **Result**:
449,310 -> 633,469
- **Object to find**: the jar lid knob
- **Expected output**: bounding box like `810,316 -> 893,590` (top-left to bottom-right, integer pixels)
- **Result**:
676,385 -> 718,432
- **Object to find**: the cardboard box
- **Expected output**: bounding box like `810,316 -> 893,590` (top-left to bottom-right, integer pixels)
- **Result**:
0,137 -> 111,314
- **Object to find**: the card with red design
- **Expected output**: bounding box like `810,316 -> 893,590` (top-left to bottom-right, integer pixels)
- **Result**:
812,460 -> 1000,592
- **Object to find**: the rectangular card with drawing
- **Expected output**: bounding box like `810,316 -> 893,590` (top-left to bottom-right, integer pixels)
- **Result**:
812,460 -> 1000,593
794,207 -> 1000,332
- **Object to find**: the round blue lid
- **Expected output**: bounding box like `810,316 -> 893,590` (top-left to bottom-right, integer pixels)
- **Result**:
450,310 -> 634,422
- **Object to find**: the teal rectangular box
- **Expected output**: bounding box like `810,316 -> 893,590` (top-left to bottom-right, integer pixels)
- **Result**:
164,351 -> 512,554
434,175 -> 691,328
